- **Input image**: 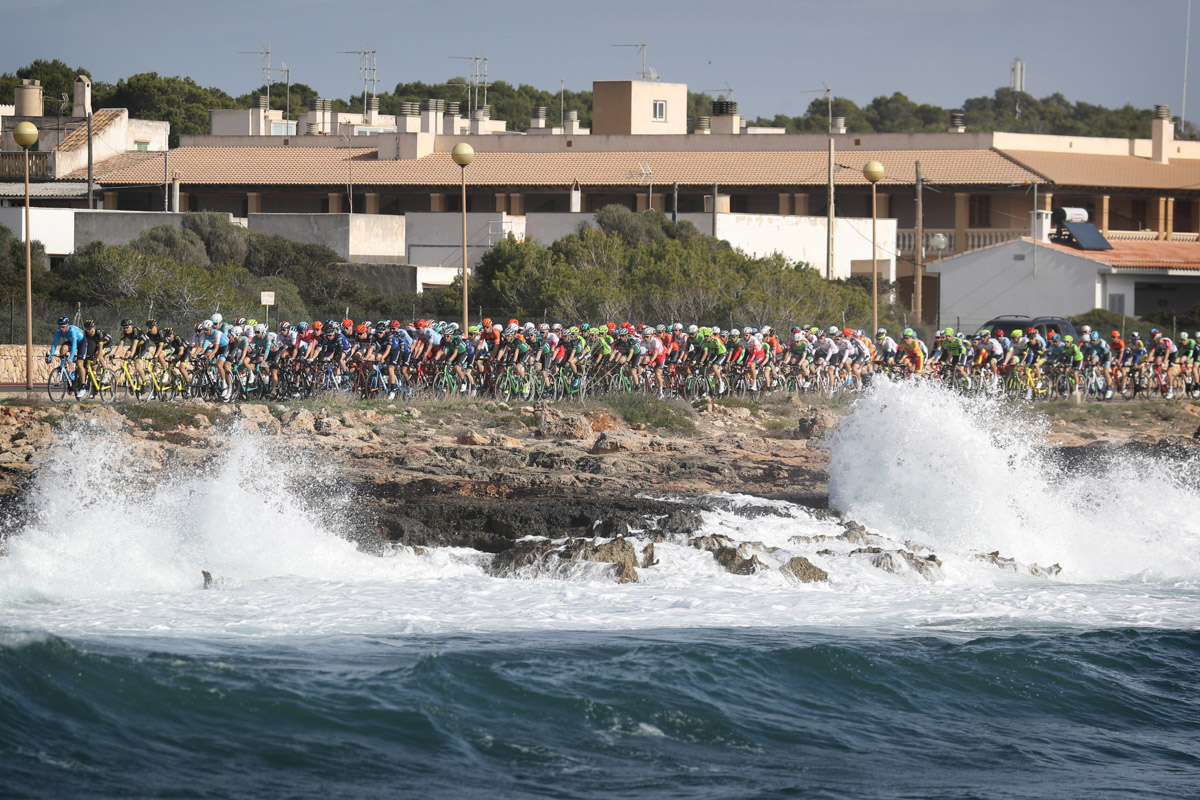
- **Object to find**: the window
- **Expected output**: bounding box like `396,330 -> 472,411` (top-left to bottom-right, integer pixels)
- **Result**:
652,100 -> 666,121
969,194 -> 991,227
135,141 -> 149,151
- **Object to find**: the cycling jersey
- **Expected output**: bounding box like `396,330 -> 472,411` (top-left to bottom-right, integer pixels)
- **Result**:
50,325 -> 87,361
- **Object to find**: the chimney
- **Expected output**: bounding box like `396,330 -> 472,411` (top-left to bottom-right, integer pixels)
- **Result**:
948,111 -> 965,133
366,96 -> 379,124
14,79 -> 43,117
1152,104 -> 1174,164
709,99 -> 741,135
73,75 -> 92,118
421,98 -> 444,134
530,105 -> 547,129
564,109 -> 588,135
831,116 -> 846,134
694,115 -> 710,134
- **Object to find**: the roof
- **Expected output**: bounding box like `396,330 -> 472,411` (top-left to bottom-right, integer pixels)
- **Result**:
1037,237 -> 1200,270
54,109 -> 125,154
0,181 -> 90,198
64,146 -> 1043,188
1001,149 -> 1200,191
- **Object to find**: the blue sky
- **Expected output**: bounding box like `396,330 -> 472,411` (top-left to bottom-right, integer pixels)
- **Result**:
5,0 -> 1196,119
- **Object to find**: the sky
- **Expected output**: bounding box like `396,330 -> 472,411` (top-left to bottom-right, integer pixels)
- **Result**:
4,0 -> 1197,120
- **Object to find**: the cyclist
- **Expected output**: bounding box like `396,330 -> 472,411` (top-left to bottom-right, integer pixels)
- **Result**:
111,318 -> 149,388
1149,330 -> 1179,399
897,328 -> 924,375
47,316 -> 87,397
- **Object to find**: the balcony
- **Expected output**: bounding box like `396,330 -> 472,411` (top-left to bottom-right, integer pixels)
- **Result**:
897,228 -> 1026,257
0,151 -> 54,181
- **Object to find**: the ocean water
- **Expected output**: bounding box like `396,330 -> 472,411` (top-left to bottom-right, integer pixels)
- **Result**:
2,381 -> 1198,798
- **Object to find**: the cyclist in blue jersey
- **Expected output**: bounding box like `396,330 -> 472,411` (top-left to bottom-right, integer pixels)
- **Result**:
47,316 -> 87,397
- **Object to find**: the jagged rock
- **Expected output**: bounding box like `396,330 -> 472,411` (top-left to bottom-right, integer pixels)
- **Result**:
976,550 -> 1062,578
488,536 -> 641,583
488,433 -> 522,448
795,407 -> 838,439
591,430 -> 647,455
725,406 -> 752,419
456,429 -> 489,445
816,548 -> 835,556
712,546 -> 767,575
585,409 -> 619,432
534,405 -> 594,440
780,556 -> 829,583
854,547 -> 943,581
192,414 -> 211,429
237,403 -> 280,435
689,533 -> 738,553
282,408 -> 315,433
641,541 -> 658,568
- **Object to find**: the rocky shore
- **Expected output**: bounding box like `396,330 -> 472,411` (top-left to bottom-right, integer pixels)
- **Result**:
0,393 -> 1195,582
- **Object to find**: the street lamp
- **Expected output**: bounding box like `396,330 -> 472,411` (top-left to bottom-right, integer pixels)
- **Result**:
929,232 -> 948,261
451,142 -> 474,333
14,121 -> 38,391
862,160 -> 884,337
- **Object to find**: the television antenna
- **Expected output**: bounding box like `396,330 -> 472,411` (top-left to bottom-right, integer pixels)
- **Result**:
449,54 -> 489,112
701,82 -> 735,99
338,48 -> 378,113
239,44 -> 275,109
629,163 -> 653,210
613,40 -> 658,81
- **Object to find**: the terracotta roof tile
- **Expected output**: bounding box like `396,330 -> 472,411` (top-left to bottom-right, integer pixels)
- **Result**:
70,146 -> 1042,188
1001,149 -> 1200,191
54,109 -> 125,154
1036,237 -> 1200,270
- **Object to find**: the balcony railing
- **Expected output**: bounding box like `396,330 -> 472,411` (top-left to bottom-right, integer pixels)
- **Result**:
897,228 -> 1025,256
0,151 -> 53,180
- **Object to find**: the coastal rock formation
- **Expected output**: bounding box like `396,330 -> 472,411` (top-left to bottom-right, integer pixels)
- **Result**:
780,556 -> 829,583
487,535 -> 641,583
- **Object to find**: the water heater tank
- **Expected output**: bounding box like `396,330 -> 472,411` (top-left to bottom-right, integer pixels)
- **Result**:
1051,207 -> 1089,225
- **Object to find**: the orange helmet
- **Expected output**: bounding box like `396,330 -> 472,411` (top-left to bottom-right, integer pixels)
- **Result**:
508,318 -> 519,327
1111,330 -> 1122,338
842,327 -> 853,336
607,321 -> 617,332
482,317 -> 493,327
355,323 -> 369,335
313,320 -> 323,331
342,318 -> 354,328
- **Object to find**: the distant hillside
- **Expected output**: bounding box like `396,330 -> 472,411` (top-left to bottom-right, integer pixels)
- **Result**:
1,58 -> 1187,146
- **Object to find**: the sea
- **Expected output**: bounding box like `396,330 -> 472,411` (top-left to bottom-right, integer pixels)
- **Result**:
1,380 -> 1198,799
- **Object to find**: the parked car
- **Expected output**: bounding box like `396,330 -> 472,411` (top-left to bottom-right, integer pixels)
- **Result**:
980,315 -> 1079,341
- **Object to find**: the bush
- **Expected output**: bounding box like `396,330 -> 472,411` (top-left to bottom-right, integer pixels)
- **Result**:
601,394 -> 697,435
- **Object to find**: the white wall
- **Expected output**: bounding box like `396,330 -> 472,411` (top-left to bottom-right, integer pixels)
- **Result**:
404,212 -> 522,268
0,207 -> 77,259
934,239 -> 1101,331
349,214 -> 405,263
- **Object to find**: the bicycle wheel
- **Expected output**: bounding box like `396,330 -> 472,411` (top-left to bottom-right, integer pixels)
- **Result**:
96,369 -> 116,402
156,368 -> 178,402
126,366 -> 149,403
47,365 -> 70,402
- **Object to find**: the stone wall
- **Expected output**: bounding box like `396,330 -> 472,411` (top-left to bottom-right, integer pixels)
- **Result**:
0,344 -> 54,385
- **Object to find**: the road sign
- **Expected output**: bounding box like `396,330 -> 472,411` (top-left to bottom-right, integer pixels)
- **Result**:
260,291 -> 275,306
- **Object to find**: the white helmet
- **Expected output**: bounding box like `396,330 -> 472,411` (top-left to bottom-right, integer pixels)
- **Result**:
524,322 -> 535,332
211,313 -> 223,325
754,332 -> 763,342
687,324 -> 698,334
828,325 -> 839,335
712,327 -> 721,336
877,328 -> 887,336
231,325 -> 244,337
793,331 -> 804,342
202,319 -> 214,330
761,325 -> 771,334
1081,325 -> 1092,333
730,328 -> 741,337
254,323 -> 266,334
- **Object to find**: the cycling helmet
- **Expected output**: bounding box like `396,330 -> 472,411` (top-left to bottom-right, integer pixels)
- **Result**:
538,323 -> 550,332
902,328 -> 915,338
231,326 -> 243,337
389,320 -> 402,330
121,318 -> 133,327
1081,325 -> 1092,333
688,324 -> 698,334
211,313 -> 223,325
482,317 -> 493,327
524,322 -> 535,332
712,327 -> 721,336
195,322 -> 204,332
312,321 -> 322,331
1110,330 -> 1121,339
673,323 -> 683,331
754,332 -> 764,342
297,321 -> 309,331
504,323 -> 519,335
842,327 -> 853,337
507,318 -> 519,327
656,324 -> 666,333
551,323 -> 562,331
793,332 -> 804,342
1131,332 -> 1141,339
202,320 -> 214,330
1194,332 -> 1200,340
468,325 -> 481,335
828,325 -> 839,335
343,318 -> 354,329
56,316 -> 70,326
279,321 -> 291,330
254,323 -> 266,334
1064,335 -> 1074,343
234,317 -> 247,326
944,327 -> 955,336
355,324 -> 369,335
146,318 -> 158,328
326,320 -> 338,331
163,327 -> 174,337
1091,331 -> 1100,341
1182,331 -> 1192,341
877,328 -> 887,336
83,319 -> 95,329
762,325 -> 772,334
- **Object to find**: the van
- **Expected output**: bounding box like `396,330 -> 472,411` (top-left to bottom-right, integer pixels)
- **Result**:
980,315 -> 1079,341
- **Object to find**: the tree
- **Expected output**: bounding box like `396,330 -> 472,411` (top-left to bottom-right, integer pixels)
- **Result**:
93,73 -> 237,146
0,59 -> 91,109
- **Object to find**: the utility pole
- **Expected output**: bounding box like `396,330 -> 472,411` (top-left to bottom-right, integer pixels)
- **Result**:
914,160 -> 924,324
826,137 -> 835,280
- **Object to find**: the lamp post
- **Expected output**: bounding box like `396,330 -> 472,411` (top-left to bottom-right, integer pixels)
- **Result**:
451,143 -> 474,332
862,160 -> 884,336
14,121 -> 38,391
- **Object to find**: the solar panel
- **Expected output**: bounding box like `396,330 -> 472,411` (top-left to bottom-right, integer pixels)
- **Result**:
1062,221 -> 1113,250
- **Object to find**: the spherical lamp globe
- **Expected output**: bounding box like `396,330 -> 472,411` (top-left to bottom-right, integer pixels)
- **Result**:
451,143 -> 475,167
13,121 -> 38,148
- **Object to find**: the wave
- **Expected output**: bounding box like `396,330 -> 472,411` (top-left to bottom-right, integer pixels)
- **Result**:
2,627 -> 1199,799
829,378 -> 1200,582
